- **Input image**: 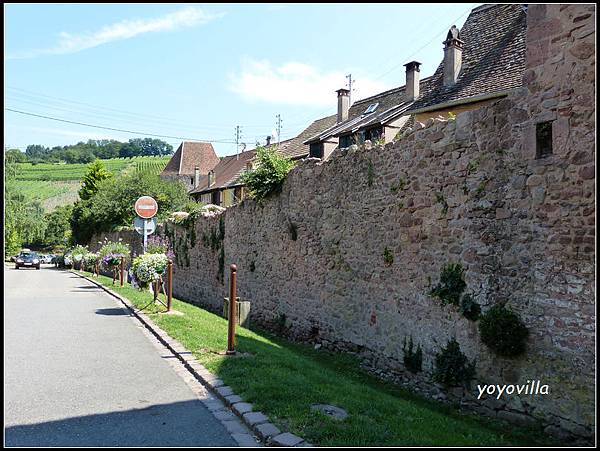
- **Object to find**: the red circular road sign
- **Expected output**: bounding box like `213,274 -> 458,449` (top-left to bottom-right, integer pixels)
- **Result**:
135,196 -> 158,219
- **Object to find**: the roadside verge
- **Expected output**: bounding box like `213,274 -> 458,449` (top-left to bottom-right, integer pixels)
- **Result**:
70,270 -> 310,447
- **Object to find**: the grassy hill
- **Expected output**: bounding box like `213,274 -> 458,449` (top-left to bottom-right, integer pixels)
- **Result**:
14,156 -> 171,211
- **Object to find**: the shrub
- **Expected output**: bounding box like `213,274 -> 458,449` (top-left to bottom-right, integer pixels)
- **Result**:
430,263 -> 466,306
383,247 -> 394,266
240,145 -> 295,203
479,304 -> 529,357
459,293 -> 481,321
403,336 -> 423,373
432,338 -> 476,387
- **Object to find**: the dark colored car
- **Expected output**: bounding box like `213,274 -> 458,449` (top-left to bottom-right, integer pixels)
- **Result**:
15,251 -> 41,270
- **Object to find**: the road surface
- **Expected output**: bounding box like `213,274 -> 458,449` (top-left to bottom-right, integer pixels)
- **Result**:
4,264 -> 245,446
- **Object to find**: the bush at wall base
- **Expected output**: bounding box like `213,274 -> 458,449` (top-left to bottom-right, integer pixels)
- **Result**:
403,336 -> 423,373
478,304 -> 529,357
432,338 -> 476,387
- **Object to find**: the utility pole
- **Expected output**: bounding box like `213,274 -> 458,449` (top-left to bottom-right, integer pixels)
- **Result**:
276,114 -> 282,146
235,126 -> 242,160
346,73 -> 354,104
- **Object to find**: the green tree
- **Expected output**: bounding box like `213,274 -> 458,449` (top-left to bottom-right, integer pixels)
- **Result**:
25,144 -> 48,160
4,155 -> 46,255
4,148 -> 27,163
239,145 -> 295,203
43,204 -> 74,246
71,172 -> 189,244
79,160 -> 113,200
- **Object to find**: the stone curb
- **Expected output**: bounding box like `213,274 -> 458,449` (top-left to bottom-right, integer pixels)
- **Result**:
70,271 -> 310,447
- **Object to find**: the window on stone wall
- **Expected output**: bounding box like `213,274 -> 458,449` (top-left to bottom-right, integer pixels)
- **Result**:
536,121 -> 553,158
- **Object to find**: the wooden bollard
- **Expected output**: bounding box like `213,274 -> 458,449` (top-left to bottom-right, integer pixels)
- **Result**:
226,264 -> 237,355
120,256 -> 124,287
167,259 -> 173,312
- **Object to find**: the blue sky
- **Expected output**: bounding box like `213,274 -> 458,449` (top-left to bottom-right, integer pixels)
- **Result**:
4,3 -> 480,156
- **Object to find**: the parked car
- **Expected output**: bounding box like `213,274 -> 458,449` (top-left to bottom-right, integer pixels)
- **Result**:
40,255 -> 53,264
15,251 -> 41,270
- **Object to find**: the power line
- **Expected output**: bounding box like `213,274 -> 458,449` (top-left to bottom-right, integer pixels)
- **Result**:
371,6 -> 474,82
5,86 -> 280,131
281,4 -> 475,128
5,108 -> 240,144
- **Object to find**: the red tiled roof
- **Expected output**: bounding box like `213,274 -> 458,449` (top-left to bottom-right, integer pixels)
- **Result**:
161,141 -> 220,176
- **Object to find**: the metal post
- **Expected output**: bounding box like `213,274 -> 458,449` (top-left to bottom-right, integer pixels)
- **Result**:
143,218 -> 148,254
226,264 -> 237,355
120,256 -> 124,287
167,259 -> 173,312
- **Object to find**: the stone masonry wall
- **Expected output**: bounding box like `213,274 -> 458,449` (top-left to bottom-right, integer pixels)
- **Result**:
89,4 -> 595,441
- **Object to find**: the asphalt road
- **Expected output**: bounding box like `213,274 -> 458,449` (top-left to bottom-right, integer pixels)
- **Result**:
4,265 -> 239,446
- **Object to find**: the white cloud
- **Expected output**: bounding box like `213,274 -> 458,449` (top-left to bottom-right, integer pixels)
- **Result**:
229,58 -> 391,107
7,7 -> 224,59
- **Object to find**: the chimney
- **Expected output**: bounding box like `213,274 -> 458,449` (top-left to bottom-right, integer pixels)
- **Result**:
403,61 -> 421,101
336,88 -> 350,123
207,170 -> 214,188
443,25 -> 464,86
194,166 -> 200,188
266,136 -> 271,146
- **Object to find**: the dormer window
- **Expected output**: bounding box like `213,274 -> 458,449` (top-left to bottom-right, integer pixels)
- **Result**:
364,103 -> 379,114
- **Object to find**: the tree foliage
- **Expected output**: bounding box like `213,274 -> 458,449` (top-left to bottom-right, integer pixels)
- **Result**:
70,171 -> 190,244
43,204 -> 74,247
5,148 -> 27,163
17,138 -> 173,164
4,154 -> 46,255
79,160 -> 112,200
239,145 -> 295,203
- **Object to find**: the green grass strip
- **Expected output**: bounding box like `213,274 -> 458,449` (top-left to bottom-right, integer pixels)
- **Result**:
76,270 -> 556,447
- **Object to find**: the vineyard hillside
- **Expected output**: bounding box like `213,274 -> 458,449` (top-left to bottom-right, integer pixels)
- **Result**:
15,156 -> 172,212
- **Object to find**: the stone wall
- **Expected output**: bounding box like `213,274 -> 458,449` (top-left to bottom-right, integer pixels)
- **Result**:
89,4 -> 595,441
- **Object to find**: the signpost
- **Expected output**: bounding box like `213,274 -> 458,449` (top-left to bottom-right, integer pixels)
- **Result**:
134,196 -> 158,253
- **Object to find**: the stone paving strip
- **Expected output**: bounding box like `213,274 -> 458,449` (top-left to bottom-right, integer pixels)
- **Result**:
71,271 -> 311,447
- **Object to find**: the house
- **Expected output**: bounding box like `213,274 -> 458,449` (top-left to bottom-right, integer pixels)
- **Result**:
189,115 -> 337,206
305,4 -> 527,155
278,114 -> 337,160
189,149 -> 256,207
160,141 -> 220,191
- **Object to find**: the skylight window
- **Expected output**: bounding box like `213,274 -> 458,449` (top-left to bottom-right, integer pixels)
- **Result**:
364,103 -> 379,114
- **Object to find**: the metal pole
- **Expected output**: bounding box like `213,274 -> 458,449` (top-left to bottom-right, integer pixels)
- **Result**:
226,264 -> 237,355
120,256 -> 124,287
143,218 -> 148,254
